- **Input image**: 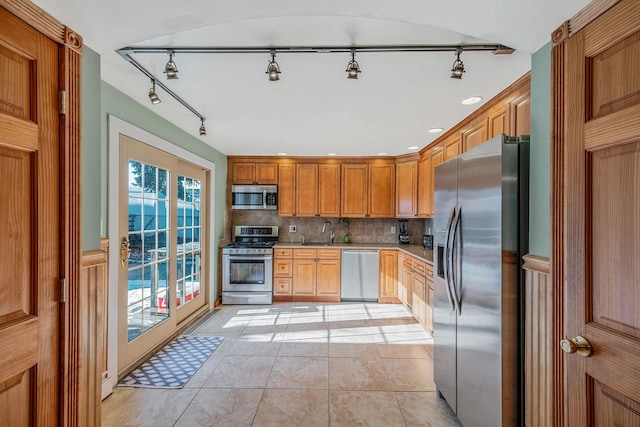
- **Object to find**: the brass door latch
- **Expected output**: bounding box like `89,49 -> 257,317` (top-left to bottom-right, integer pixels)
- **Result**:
120,236 -> 131,268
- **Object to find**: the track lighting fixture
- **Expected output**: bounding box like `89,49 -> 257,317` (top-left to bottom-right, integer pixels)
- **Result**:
266,50 -> 281,81
199,118 -> 207,136
345,49 -> 361,79
164,50 -> 179,79
148,79 -> 161,104
450,48 -> 465,79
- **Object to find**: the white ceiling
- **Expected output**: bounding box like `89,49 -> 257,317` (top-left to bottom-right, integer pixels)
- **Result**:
33,0 -> 591,156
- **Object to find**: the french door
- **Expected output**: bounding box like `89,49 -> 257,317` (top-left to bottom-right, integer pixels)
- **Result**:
118,135 -> 207,372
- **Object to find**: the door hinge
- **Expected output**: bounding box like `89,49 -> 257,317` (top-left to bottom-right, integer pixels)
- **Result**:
59,278 -> 67,303
59,90 -> 67,115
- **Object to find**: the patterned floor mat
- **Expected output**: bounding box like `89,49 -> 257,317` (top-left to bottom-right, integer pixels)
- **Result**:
118,336 -> 223,388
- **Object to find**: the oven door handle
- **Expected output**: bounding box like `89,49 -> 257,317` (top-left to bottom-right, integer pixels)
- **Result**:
223,254 -> 273,260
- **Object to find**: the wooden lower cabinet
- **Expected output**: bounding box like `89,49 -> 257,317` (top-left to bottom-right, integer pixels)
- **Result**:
425,264 -> 434,333
285,248 -> 341,302
379,250 -> 399,303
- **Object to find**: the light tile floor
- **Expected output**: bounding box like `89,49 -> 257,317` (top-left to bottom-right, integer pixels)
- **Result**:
102,302 -> 462,427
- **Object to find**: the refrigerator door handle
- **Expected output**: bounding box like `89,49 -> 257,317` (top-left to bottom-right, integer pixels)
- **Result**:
443,207 -> 456,311
450,206 -> 462,314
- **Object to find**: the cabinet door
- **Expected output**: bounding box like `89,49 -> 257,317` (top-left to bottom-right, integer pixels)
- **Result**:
296,164 -> 318,217
233,163 -> 255,184
462,119 -> 488,152
425,265 -> 434,333
293,259 -> 317,295
341,164 -> 368,217
397,252 -> 406,302
488,105 -> 509,139
511,93 -> 530,136
274,278 -> 292,295
278,164 -> 295,217
401,262 -> 413,307
396,160 -> 418,218
444,135 -> 462,161
255,163 -> 278,184
274,259 -> 292,277
428,148 -> 444,217
368,164 -> 395,218
379,250 -> 398,303
412,273 -> 426,326
316,259 -> 341,296
417,152 -> 431,218
318,164 -> 341,217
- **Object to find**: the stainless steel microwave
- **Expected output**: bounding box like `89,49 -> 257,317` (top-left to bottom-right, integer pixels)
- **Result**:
231,185 -> 278,210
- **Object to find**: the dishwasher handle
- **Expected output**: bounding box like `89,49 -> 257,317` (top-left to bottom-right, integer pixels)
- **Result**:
342,249 -> 380,255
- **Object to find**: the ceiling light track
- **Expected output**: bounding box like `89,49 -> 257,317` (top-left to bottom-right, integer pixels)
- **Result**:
118,43 -> 514,55
118,50 -> 206,135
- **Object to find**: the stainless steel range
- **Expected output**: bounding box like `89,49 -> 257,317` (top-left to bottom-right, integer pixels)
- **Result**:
221,226 -> 278,305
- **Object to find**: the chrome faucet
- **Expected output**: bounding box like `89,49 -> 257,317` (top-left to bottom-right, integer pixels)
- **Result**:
322,220 -> 335,244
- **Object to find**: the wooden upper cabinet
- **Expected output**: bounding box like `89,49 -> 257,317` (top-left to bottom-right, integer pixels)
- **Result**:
443,134 -> 462,161
488,105 -> 510,139
417,151 -> 431,218
318,164 -> 341,217
295,164 -> 318,217
396,159 -> 418,218
341,164 -> 368,217
427,147 -> 444,217
341,163 -> 395,218
511,93 -> 531,136
278,164 -> 295,217
462,119 -> 488,152
232,162 -> 278,184
368,164 -> 395,218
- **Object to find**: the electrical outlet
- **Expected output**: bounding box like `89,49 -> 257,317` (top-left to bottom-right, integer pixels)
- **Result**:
391,226 -> 396,234
289,225 -> 297,232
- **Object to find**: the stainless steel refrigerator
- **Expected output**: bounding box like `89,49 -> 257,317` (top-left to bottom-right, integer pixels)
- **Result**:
433,134 -> 529,427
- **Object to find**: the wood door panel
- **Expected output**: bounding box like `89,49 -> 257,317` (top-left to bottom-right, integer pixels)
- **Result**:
318,164 -> 340,217
316,259 -> 340,296
593,381 -> 640,426
255,163 -> 277,184
368,164 -> 395,218
293,260 -> 316,295
278,164 -> 295,216
295,163 -> 318,217
591,141 -> 640,338
0,147 -> 34,325
0,34 -> 33,121
0,368 -> 35,426
590,30 -> 640,119
462,120 -> 488,152
341,164 -> 367,217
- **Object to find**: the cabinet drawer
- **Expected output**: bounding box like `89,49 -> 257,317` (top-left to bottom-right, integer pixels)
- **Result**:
317,249 -> 341,259
412,258 -> 426,276
293,248 -> 317,259
274,259 -> 293,277
274,248 -> 293,258
274,278 -> 292,295
403,258 -> 413,269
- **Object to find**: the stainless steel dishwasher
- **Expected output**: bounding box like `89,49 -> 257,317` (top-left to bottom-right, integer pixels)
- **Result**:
341,249 -> 379,301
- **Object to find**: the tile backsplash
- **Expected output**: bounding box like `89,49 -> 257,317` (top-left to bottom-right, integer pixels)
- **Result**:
228,210 -> 427,245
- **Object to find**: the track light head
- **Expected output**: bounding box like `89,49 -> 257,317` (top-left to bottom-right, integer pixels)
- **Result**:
199,119 -> 207,136
450,48 -> 465,79
164,50 -> 179,79
345,50 -> 361,79
148,80 -> 161,104
266,50 -> 281,81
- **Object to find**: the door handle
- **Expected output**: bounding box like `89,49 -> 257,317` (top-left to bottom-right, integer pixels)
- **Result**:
560,336 -> 592,357
120,236 -> 131,268
443,207 -> 456,311
450,206 -> 462,314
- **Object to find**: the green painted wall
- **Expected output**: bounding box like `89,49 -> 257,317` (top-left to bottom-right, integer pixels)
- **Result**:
529,43 -> 552,257
80,45 -> 227,298
99,81 -> 227,250
81,47 -> 103,251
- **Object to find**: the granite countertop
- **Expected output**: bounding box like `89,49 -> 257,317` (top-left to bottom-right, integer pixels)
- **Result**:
274,242 -> 433,264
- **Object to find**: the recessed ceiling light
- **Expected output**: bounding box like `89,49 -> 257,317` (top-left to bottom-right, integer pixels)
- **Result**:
408,146 -> 419,150
462,96 -> 483,105
378,152 -> 388,156
327,152 -> 337,156
428,127 -> 444,133
277,152 -> 287,156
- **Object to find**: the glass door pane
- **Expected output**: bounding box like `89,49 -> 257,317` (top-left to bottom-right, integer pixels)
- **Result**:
127,160 -> 171,341
176,175 -> 202,308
